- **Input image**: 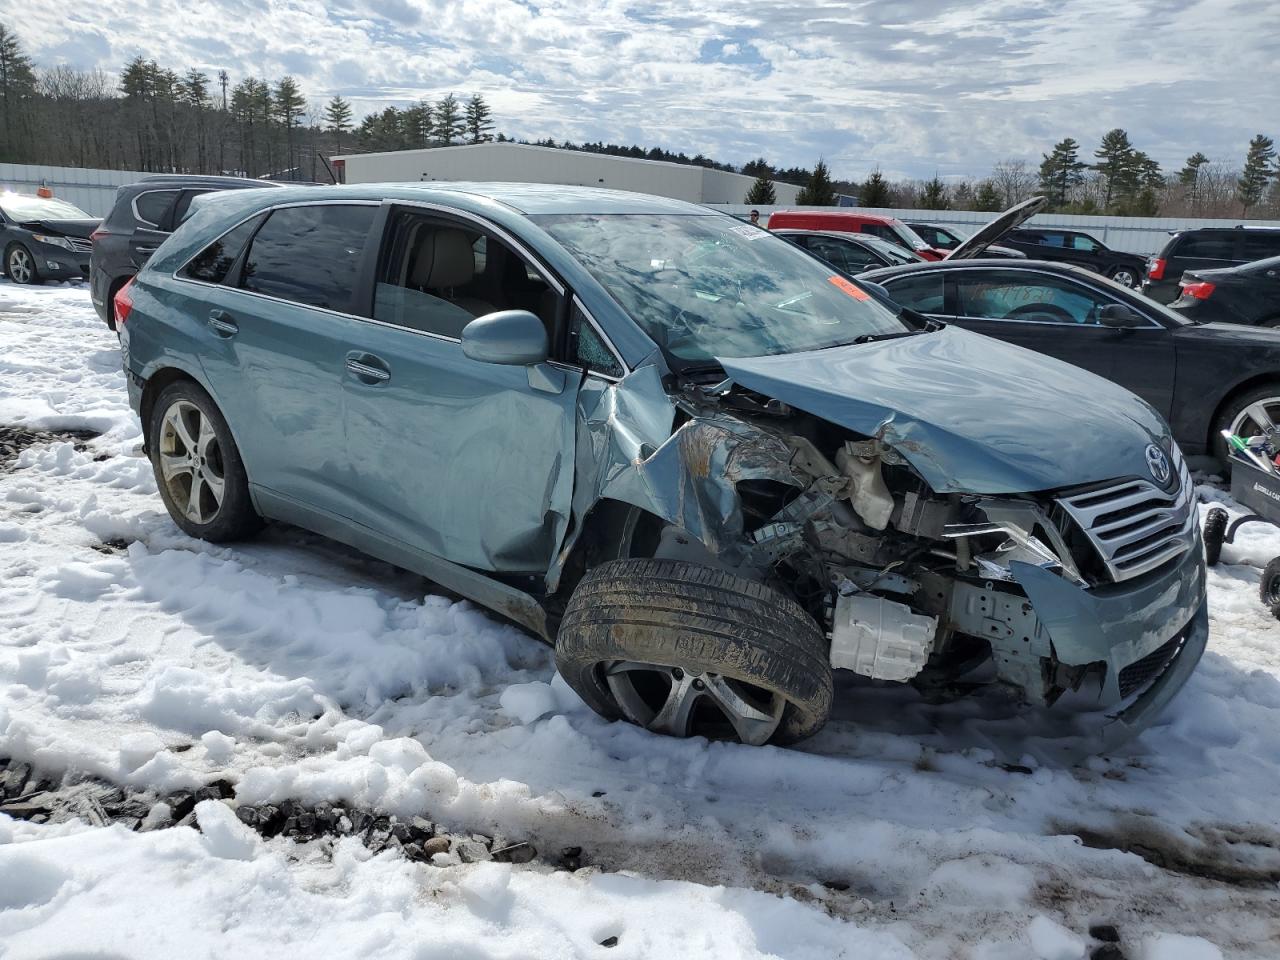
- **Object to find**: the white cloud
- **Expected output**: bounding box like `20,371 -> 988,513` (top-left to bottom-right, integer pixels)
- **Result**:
1,0 -> 1272,180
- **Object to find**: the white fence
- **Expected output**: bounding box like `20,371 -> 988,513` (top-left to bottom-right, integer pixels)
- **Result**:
714,204 -> 1280,256
6,163 -> 1280,254
0,163 -> 152,218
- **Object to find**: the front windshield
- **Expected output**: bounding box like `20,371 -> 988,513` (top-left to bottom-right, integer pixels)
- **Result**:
0,194 -> 91,221
535,213 -> 908,365
859,235 -> 923,265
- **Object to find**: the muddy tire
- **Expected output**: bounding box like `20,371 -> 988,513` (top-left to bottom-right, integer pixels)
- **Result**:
1203,508 -> 1228,567
148,380 -> 262,543
555,558 -> 833,745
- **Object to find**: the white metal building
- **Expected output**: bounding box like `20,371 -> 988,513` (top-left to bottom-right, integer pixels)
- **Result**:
333,142 -> 801,206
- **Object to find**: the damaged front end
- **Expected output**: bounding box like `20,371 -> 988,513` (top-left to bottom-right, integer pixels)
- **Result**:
555,360 -> 1207,750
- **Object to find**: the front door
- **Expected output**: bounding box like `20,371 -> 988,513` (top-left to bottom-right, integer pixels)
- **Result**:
340,206 -> 580,573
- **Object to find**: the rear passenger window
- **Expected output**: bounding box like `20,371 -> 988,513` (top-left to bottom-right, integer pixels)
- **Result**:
1242,233 -> 1280,262
241,205 -> 376,311
180,215 -> 264,284
134,190 -> 178,228
1175,234 -> 1234,259
882,273 -> 946,314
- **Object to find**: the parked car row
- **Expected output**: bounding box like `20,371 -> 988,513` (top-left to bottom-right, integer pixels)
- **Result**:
114,183 -> 1210,754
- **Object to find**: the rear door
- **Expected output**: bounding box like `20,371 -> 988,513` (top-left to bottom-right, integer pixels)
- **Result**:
189,201 -> 381,517
128,188 -> 181,268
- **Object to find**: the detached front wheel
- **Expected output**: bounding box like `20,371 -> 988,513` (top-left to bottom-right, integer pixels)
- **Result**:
556,558 -> 833,745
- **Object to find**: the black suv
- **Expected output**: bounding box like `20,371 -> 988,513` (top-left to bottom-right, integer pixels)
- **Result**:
1142,226 -> 1280,304
1000,228 -> 1147,287
90,175 -> 287,329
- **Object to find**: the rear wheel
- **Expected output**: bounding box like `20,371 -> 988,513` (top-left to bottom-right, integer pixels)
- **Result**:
148,380 -> 262,542
555,558 -> 833,745
1108,265 -> 1139,288
5,245 -> 39,285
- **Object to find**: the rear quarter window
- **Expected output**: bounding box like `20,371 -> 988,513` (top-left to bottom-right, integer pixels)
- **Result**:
133,190 -> 179,228
1242,232 -> 1280,262
179,215 -> 265,284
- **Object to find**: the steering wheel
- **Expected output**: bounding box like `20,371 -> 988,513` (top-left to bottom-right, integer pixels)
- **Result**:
1006,302 -> 1076,323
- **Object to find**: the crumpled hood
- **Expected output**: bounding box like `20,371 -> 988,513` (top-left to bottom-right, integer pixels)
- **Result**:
720,325 -> 1170,495
19,218 -> 100,239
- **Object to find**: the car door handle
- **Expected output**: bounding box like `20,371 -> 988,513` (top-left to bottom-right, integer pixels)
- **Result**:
207,309 -> 238,337
136,245 -> 157,255
345,353 -> 391,384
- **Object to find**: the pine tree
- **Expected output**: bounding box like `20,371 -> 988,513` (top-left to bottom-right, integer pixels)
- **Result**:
742,157 -> 773,178
1178,152 -> 1209,188
1237,134 -> 1276,215
1038,137 -> 1087,208
951,181 -> 974,210
324,95 -> 352,152
273,76 -> 306,178
920,175 -> 948,210
1093,128 -> 1137,209
434,93 -> 463,145
0,23 -> 35,158
744,176 -> 776,205
795,160 -> 836,205
179,69 -> 208,107
974,180 -> 1002,212
400,100 -> 432,148
858,169 -> 890,208
464,93 -> 493,143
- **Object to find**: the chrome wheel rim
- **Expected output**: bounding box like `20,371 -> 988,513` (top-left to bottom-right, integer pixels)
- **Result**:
9,249 -> 32,284
1111,268 -> 1137,287
1229,397 -> 1280,444
158,400 -> 225,524
603,660 -> 786,745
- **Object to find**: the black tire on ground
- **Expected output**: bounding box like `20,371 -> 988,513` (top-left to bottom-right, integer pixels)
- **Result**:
1203,507 -> 1228,567
555,557 -> 833,745
147,379 -> 262,543
5,244 -> 40,285
1211,381 -> 1280,469
1261,557 -> 1280,621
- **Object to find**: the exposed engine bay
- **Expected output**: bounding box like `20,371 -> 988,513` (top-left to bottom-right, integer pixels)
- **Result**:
658,378 -> 1164,710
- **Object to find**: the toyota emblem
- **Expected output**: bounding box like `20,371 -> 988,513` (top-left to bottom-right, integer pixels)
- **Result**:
1145,444 -> 1171,485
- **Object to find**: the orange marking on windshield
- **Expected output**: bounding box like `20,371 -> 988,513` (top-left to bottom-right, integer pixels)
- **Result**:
828,275 -> 870,300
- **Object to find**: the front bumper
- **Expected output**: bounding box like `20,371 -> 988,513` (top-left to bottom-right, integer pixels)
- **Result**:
1011,532 -> 1207,748
34,246 -> 90,281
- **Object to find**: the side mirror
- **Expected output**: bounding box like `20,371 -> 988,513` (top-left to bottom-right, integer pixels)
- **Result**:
1099,304 -> 1146,329
461,310 -> 549,365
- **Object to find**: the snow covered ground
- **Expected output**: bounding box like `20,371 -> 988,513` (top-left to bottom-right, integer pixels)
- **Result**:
1,279 -> 1278,960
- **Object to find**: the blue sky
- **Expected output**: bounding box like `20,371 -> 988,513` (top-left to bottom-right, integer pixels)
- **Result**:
5,0 -> 1274,181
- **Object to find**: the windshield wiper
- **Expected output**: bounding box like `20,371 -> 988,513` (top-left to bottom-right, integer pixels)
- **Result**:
845,329 -> 927,346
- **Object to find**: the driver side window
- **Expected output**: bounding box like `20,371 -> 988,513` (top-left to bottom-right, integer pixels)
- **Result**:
953,270 -> 1113,326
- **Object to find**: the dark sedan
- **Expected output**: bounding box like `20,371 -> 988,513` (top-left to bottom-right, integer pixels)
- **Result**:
1168,255 -> 1280,329
862,258 -> 1280,466
1000,228 -> 1147,288
906,222 -> 1026,259
773,229 -> 923,274
1,194 -> 100,284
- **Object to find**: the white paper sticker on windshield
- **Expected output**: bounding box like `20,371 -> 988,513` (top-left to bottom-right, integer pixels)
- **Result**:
730,224 -> 768,240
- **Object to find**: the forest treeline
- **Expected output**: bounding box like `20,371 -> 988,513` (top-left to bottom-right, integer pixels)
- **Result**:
1,24 -> 1277,217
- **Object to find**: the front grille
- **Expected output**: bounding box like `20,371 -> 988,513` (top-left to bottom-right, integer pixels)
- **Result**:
68,238 -> 93,253
1055,443 -> 1194,582
1118,631 -> 1186,698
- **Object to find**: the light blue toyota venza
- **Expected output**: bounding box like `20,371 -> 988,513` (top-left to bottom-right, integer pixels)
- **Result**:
117,183 -> 1206,751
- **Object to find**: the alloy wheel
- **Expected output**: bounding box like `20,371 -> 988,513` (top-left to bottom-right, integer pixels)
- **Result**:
157,399 -> 225,524
1229,397 -> 1280,444
8,248 -> 33,284
1111,268 -> 1137,288
603,660 -> 786,745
